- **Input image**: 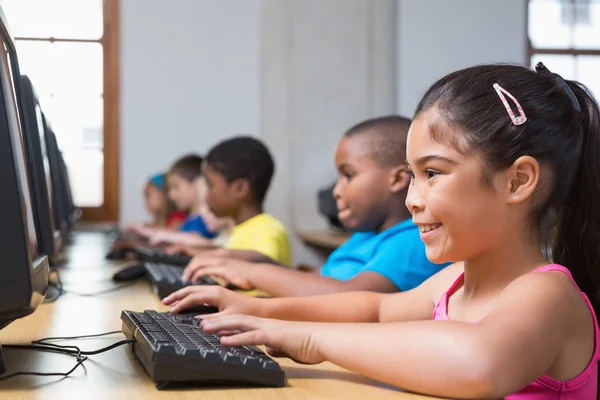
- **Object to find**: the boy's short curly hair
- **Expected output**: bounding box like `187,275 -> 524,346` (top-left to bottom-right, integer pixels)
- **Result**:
345,115 -> 412,166
205,136 -> 275,204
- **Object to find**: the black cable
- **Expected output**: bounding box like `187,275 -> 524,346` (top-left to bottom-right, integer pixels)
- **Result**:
44,269 -> 138,301
0,331 -> 135,382
0,355 -> 88,381
32,330 -> 122,343
4,339 -> 136,356
66,280 -> 139,297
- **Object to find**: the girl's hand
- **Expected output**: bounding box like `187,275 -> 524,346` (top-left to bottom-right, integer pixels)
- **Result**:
124,223 -> 149,236
162,285 -> 262,316
148,231 -> 173,245
201,314 -> 325,365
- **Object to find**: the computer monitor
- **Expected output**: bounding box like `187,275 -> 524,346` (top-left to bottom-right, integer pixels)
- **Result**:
0,5 -> 49,369
43,116 -> 69,237
58,148 -> 77,230
45,123 -> 76,234
18,75 -> 60,258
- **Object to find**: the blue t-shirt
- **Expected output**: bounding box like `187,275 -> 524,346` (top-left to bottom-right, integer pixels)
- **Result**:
179,215 -> 217,239
320,219 -> 448,291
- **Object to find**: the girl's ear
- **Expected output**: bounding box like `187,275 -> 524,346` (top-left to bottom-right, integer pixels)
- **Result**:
502,156 -> 540,205
390,165 -> 411,193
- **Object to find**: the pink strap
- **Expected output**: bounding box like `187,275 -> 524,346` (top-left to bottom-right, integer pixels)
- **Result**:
433,272 -> 464,320
444,272 -> 464,298
534,264 -> 600,361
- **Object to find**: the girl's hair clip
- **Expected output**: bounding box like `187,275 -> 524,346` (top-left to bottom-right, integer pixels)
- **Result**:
493,83 -> 527,126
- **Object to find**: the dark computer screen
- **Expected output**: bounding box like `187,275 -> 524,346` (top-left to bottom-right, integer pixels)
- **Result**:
35,104 -> 54,214
17,74 -> 59,258
0,43 -> 39,262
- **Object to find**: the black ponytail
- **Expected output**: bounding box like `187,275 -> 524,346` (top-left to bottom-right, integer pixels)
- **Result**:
553,81 -> 600,315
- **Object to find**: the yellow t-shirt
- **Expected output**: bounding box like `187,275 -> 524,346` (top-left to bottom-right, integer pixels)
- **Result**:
224,213 -> 291,266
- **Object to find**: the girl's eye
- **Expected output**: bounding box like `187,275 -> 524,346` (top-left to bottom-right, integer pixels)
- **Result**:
426,169 -> 440,179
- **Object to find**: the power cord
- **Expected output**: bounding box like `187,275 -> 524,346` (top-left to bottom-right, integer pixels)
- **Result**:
44,269 -> 138,303
0,331 -> 135,381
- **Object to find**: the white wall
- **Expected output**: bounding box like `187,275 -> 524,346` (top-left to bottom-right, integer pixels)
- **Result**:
261,0 -> 397,265
119,0 -> 261,224
396,0 -> 528,116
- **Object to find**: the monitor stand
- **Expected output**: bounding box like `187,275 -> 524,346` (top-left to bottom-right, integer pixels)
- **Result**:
0,342 -> 6,374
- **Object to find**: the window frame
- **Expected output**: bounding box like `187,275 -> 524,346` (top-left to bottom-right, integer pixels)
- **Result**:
528,0 -> 600,62
13,0 -> 120,222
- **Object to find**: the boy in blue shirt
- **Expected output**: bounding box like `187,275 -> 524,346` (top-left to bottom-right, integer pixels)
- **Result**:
164,116 -> 448,300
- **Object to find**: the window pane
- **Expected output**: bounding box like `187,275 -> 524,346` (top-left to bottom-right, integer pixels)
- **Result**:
531,53 -> 576,77
576,56 -> 600,100
16,41 -> 103,97
48,95 -> 103,208
573,1 -> 600,48
17,41 -> 104,207
64,149 -> 103,207
2,0 -> 103,39
43,95 -> 103,151
531,54 -> 600,102
529,0 -> 572,48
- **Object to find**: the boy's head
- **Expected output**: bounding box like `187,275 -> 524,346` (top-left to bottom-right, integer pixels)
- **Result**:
333,116 -> 412,232
167,154 -> 203,212
203,136 -> 274,218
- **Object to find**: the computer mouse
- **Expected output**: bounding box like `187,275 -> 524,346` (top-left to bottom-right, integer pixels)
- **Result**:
106,249 -> 128,260
112,264 -> 147,282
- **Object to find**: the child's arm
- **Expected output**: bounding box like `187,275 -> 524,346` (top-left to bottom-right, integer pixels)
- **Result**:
164,244 -> 218,256
182,257 -> 399,296
166,263 -> 455,323
166,247 -> 285,265
164,286 -> 385,322
200,271 -> 577,398
149,231 -> 214,247
124,224 -> 158,238
215,249 -> 282,264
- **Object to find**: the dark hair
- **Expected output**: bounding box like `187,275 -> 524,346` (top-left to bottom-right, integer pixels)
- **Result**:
345,115 -> 412,166
168,154 -> 204,182
205,136 -> 274,204
415,63 -> 600,314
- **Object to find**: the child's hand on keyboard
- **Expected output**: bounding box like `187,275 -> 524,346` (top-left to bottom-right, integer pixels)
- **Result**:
124,223 -> 152,237
163,285 -> 261,316
201,314 -> 325,365
182,256 -> 255,289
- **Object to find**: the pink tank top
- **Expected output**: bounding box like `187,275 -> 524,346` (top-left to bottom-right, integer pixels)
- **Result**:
433,264 -> 600,399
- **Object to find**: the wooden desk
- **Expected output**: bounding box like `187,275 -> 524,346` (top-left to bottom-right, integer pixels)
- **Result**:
0,232 -> 441,399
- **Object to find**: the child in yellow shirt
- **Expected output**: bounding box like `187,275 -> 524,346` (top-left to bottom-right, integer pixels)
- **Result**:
167,136 -> 291,266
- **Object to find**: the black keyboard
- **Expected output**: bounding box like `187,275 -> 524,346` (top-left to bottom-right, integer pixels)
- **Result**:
135,246 -> 192,266
121,310 -> 285,389
144,262 -> 218,299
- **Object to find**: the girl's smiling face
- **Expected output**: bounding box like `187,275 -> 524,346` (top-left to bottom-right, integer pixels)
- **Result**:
405,110 -> 514,264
